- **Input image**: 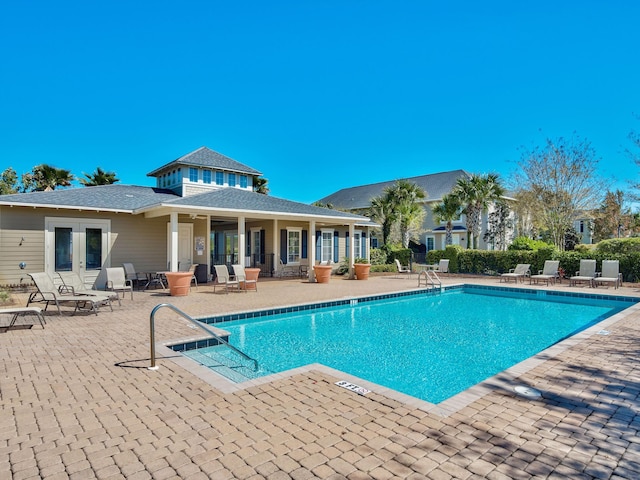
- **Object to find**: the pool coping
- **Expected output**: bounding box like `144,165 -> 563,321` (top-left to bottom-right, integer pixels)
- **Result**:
158,283 -> 640,417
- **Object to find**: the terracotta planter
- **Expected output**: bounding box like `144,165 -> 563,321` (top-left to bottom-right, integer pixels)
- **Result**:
353,263 -> 371,280
244,268 -> 260,290
313,265 -> 332,283
164,271 -> 193,296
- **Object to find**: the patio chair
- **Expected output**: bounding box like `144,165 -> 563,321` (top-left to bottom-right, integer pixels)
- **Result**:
58,271 -> 122,306
232,264 -> 257,292
278,259 -> 298,277
106,267 -> 134,300
0,307 -> 46,328
213,265 -> 240,293
569,259 -> 597,287
27,272 -> 112,315
122,263 -> 147,290
500,264 -> 531,283
431,259 -> 449,274
179,263 -> 198,290
530,260 -> 560,286
593,260 -> 622,289
394,259 -> 412,278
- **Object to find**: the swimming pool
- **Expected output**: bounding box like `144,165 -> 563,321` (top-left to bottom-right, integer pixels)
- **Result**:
176,285 -> 637,404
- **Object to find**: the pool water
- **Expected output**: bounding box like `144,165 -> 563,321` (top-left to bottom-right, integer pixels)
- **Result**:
183,287 -> 632,403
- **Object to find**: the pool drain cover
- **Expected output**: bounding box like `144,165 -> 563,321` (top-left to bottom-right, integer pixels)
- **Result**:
514,385 -> 542,398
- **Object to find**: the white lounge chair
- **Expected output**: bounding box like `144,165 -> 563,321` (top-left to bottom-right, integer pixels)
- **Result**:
106,267 -> 134,300
593,260 -> 622,289
27,272 -> 112,315
232,264 -> 257,292
213,265 -> 240,293
394,259 -> 412,278
58,271 -> 121,306
530,260 -> 560,286
500,264 -> 531,283
430,259 -> 449,274
0,307 -> 46,328
569,259 -> 597,287
179,263 -> 198,290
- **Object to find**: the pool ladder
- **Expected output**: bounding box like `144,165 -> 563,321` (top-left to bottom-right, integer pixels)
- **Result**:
148,303 -> 259,371
417,270 -> 442,291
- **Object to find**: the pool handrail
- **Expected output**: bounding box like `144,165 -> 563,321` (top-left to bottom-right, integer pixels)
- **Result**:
418,270 -> 442,290
149,303 -> 258,371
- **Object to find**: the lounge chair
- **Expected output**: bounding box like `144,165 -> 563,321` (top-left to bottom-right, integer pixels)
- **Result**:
27,272 -> 112,315
569,259 -> 596,287
0,307 -> 46,328
213,265 -> 240,293
430,259 -> 449,274
179,263 -> 198,290
593,260 -> 622,289
232,264 -> 257,292
395,259 -> 412,278
530,260 -> 560,286
58,271 -> 122,306
122,263 -> 148,290
105,267 -> 134,300
500,264 -> 531,283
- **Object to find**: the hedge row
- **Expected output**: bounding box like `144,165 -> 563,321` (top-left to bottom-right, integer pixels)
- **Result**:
423,246 -> 640,282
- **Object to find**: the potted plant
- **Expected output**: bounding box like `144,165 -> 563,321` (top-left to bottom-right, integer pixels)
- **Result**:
353,257 -> 371,280
313,262 -> 332,283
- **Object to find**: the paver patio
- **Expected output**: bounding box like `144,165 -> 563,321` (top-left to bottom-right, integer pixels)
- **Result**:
1,274 -> 639,479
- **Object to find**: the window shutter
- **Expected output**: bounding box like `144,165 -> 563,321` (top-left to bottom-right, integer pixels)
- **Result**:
345,232 -> 350,260
333,231 -> 339,262
316,231 -> 321,260
361,232 -> 367,258
302,230 -> 308,259
246,233 -> 251,257
280,229 -> 287,264
260,230 -> 266,257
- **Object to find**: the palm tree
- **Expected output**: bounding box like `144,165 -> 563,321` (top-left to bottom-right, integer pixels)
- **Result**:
383,180 -> 426,248
432,194 -> 462,246
368,195 -> 394,246
79,167 -> 119,186
253,176 -> 269,194
22,164 -> 74,191
452,173 -> 505,249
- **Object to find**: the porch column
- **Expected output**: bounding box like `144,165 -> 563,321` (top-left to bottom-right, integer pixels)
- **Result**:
170,212 -> 178,272
349,222 -> 355,279
273,219 -> 279,276
309,220 -> 316,282
365,225 -> 371,262
238,216 -> 246,266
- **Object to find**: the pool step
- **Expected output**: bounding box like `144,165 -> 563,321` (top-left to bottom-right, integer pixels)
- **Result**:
185,346 -> 266,383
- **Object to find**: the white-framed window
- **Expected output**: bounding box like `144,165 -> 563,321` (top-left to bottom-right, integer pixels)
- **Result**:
240,175 -> 248,188
251,228 -> 261,263
215,171 -> 224,185
203,170 -> 211,184
228,173 -> 236,187
321,229 -> 333,263
189,168 -> 198,182
426,236 -> 435,251
287,228 -> 301,264
353,231 -> 362,259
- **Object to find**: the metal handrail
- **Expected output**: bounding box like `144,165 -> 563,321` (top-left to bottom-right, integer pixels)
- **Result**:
417,269 -> 442,290
149,303 -> 259,371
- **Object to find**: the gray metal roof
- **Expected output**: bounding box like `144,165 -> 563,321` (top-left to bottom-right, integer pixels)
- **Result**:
0,185 -> 178,212
147,147 -> 263,177
0,184 -> 368,222
316,170 -> 472,210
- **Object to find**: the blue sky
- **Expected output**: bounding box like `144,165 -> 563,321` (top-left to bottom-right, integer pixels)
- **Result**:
1,1 -> 639,204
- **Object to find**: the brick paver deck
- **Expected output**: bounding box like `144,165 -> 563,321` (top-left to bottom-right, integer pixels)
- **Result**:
1,275 -> 639,479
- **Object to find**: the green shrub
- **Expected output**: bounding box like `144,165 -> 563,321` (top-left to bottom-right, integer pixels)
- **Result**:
370,264 -> 397,273
388,248 -> 412,266
0,290 -> 9,303
508,236 -> 554,251
595,238 -> 640,255
369,248 -> 387,265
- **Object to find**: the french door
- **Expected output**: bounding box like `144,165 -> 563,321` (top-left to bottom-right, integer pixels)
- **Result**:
45,218 -> 110,287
